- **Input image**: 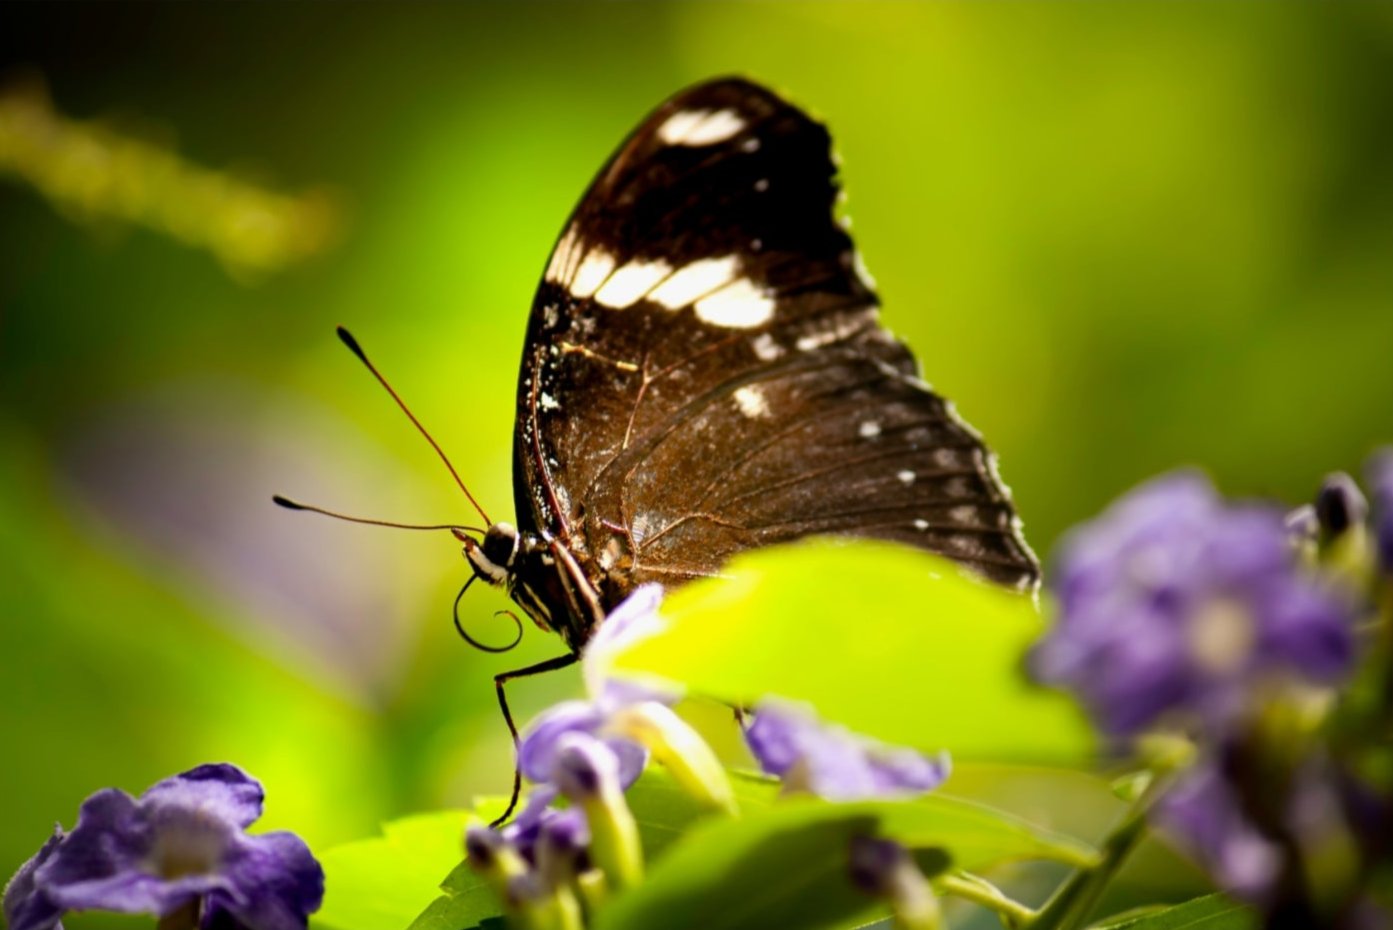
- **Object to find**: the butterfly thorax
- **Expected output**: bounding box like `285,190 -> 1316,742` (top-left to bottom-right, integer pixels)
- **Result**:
463,521 -> 606,653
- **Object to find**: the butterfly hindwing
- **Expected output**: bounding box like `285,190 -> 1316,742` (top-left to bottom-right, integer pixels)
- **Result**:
513,78 -> 1037,612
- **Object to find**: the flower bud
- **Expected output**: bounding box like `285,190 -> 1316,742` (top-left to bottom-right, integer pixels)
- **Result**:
553,734 -> 643,891
1316,473 -> 1368,541
848,836 -> 942,930
465,823 -> 528,888
535,811 -> 589,891
1315,473 -> 1374,587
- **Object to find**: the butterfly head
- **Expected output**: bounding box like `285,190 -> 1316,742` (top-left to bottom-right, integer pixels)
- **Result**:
458,522 -> 520,586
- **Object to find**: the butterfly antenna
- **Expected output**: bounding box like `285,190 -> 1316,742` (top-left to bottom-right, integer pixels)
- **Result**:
272,495 -> 485,536
336,326 -> 492,526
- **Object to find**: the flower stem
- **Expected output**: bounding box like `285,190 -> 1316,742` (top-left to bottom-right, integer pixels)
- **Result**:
1025,801 -> 1150,930
935,872 -> 1036,928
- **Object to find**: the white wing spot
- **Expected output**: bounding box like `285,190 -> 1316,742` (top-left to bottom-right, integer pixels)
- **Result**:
859,420 -> 881,438
540,393 -> 560,411
913,519 -> 930,531
733,385 -> 770,419
569,249 -> 616,298
657,108 -> 746,146
546,226 -> 581,283
649,256 -> 738,309
695,278 -> 775,329
740,137 -> 761,153
753,178 -> 770,193
750,332 -> 783,361
897,470 -> 916,486
594,259 -> 671,308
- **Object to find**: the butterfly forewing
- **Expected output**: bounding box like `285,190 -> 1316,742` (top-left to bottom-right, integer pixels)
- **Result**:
513,78 -> 1037,617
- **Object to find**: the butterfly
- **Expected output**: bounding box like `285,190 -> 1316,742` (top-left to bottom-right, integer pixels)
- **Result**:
464,77 -> 1037,656
282,77 -> 1037,823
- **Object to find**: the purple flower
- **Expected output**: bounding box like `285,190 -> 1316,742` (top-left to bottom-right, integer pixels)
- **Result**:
1153,761 -> 1283,901
518,585 -> 675,791
1367,448 -> 1393,572
3,764 -> 323,930
1033,471 -> 1357,740
745,700 -> 949,801
1154,746 -> 1385,921
497,788 -> 588,868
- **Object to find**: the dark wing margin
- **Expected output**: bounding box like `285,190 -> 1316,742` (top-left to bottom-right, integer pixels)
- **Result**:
513,77 -> 1038,607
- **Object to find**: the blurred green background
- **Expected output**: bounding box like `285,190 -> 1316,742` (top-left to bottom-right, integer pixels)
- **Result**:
2,1 -> 1391,917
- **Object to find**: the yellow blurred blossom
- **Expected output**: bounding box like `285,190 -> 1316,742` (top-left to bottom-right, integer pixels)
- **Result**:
0,77 -> 342,279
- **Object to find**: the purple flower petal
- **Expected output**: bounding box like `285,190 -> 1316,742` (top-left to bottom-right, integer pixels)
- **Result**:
206,832 -> 324,930
1155,763 -> 1281,901
583,585 -> 679,708
552,733 -> 623,802
1367,448 -> 1393,572
584,585 -> 664,660
519,702 -> 608,785
1035,470 -> 1358,740
142,764 -> 265,831
746,701 -> 948,800
518,702 -> 648,791
4,827 -> 65,930
7,767 -> 322,930
32,789 -> 200,916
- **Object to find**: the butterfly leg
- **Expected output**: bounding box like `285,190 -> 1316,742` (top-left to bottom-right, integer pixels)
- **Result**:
489,652 -> 580,827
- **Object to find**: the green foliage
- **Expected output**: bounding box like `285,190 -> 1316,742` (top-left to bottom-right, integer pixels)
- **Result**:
1088,895 -> 1255,930
315,810 -> 471,930
596,793 -> 1093,930
615,539 -> 1092,762
398,768 -> 1096,930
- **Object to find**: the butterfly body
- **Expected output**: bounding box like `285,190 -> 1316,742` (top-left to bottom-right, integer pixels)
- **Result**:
463,77 -> 1039,654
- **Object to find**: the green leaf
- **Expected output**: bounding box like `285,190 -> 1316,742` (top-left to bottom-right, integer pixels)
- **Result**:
626,768 -> 778,861
408,863 -> 506,930
315,810 -> 480,930
613,538 -> 1092,763
596,789 -> 1096,930
1088,895 -> 1255,930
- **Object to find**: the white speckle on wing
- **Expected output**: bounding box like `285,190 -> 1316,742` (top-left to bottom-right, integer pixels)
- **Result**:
859,420 -> 881,438
594,259 -> 671,308
913,519 -> 930,531
657,108 -> 746,146
750,332 -> 783,361
695,278 -> 775,329
950,505 -> 977,523
569,248 -> 616,298
753,178 -> 770,193
897,470 -> 916,485
796,330 -> 840,352
732,385 -> 770,419
740,137 -> 761,153
539,392 -> 560,411
648,256 -> 739,309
